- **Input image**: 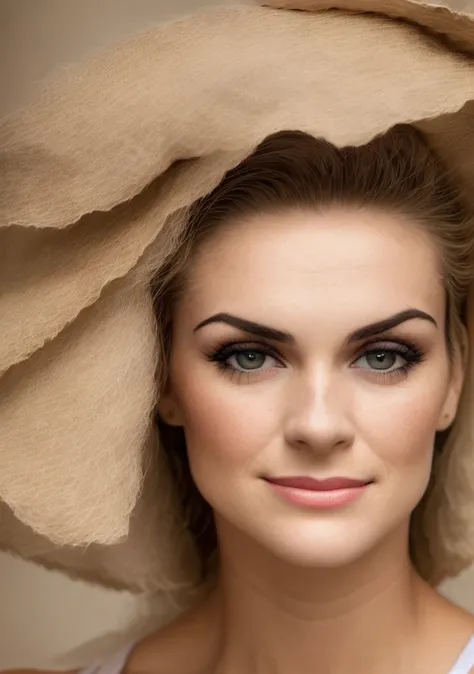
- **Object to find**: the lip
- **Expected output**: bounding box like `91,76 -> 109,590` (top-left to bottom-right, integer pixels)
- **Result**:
265,476 -> 370,491
263,476 -> 371,509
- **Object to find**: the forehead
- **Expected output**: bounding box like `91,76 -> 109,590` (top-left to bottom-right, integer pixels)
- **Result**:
179,207 -> 444,323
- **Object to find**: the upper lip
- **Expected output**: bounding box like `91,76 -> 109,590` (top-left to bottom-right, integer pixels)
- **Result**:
265,476 -> 370,491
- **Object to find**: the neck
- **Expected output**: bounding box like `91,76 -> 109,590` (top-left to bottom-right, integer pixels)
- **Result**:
209,521 -> 430,674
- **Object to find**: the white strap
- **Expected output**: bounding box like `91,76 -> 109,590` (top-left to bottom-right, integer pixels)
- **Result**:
450,636 -> 474,674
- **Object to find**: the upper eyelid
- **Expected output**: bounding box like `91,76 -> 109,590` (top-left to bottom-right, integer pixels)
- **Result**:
214,335 -> 416,353
356,337 -> 417,349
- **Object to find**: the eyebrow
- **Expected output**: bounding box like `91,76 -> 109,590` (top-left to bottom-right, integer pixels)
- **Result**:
193,308 -> 438,344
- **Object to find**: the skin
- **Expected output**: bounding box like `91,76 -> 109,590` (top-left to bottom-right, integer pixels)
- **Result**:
6,206 -> 474,674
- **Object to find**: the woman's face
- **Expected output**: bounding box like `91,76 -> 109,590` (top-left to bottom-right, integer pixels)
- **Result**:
158,207 -> 464,568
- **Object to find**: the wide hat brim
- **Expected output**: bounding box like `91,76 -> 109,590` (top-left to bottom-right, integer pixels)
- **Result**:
1,0 -> 474,593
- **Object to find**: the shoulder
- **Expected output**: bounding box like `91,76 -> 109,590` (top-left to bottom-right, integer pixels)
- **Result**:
125,623 -> 211,674
124,593 -> 219,674
426,590 -> 474,672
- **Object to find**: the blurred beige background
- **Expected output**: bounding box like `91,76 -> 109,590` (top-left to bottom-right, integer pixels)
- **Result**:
1,0 -> 474,669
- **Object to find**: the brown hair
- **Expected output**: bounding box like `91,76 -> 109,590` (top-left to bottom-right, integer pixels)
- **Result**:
151,125 -> 473,583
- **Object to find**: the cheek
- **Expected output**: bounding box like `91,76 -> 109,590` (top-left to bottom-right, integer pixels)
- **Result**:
172,365 -> 278,503
178,382 -> 270,474
365,384 -> 444,481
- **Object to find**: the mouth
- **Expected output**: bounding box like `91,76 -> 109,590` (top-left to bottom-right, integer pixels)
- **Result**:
263,476 -> 373,509
265,476 -> 370,490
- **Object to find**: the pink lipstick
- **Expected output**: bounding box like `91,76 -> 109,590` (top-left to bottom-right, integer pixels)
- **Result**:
264,476 -> 370,509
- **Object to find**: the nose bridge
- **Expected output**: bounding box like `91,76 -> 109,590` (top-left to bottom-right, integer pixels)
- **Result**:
284,362 -> 354,451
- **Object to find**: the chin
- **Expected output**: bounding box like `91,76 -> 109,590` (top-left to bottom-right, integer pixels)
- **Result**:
263,531 -> 375,570
246,507 -> 417,572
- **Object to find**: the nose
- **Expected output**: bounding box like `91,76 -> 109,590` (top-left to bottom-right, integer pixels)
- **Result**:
283,366 -> 355,455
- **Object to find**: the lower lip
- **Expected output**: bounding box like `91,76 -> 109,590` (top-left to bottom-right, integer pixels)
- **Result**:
266,482 -> 369,509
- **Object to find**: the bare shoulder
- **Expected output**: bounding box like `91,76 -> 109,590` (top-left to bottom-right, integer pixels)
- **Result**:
125,627 -> 205,674
424,588 -> 474,668
441,593 -> 474,633
125,593 -> 219,674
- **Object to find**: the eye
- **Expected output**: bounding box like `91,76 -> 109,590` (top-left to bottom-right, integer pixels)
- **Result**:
208,343 -> 283,376
355,349 -> 401,371
234,348 -> 281,371
207,339 -> 425,383
353,341 -> 424,378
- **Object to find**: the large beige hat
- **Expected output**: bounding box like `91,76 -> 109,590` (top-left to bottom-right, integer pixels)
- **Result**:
1,0 -> 474,596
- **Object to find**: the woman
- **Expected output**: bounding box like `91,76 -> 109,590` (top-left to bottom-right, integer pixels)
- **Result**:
2,1 -> 474,673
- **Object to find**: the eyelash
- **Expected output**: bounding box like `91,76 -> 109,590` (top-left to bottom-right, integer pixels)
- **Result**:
207,339 -> 425,384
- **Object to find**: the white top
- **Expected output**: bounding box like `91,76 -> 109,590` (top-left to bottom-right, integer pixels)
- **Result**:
77,635 -> 474,674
